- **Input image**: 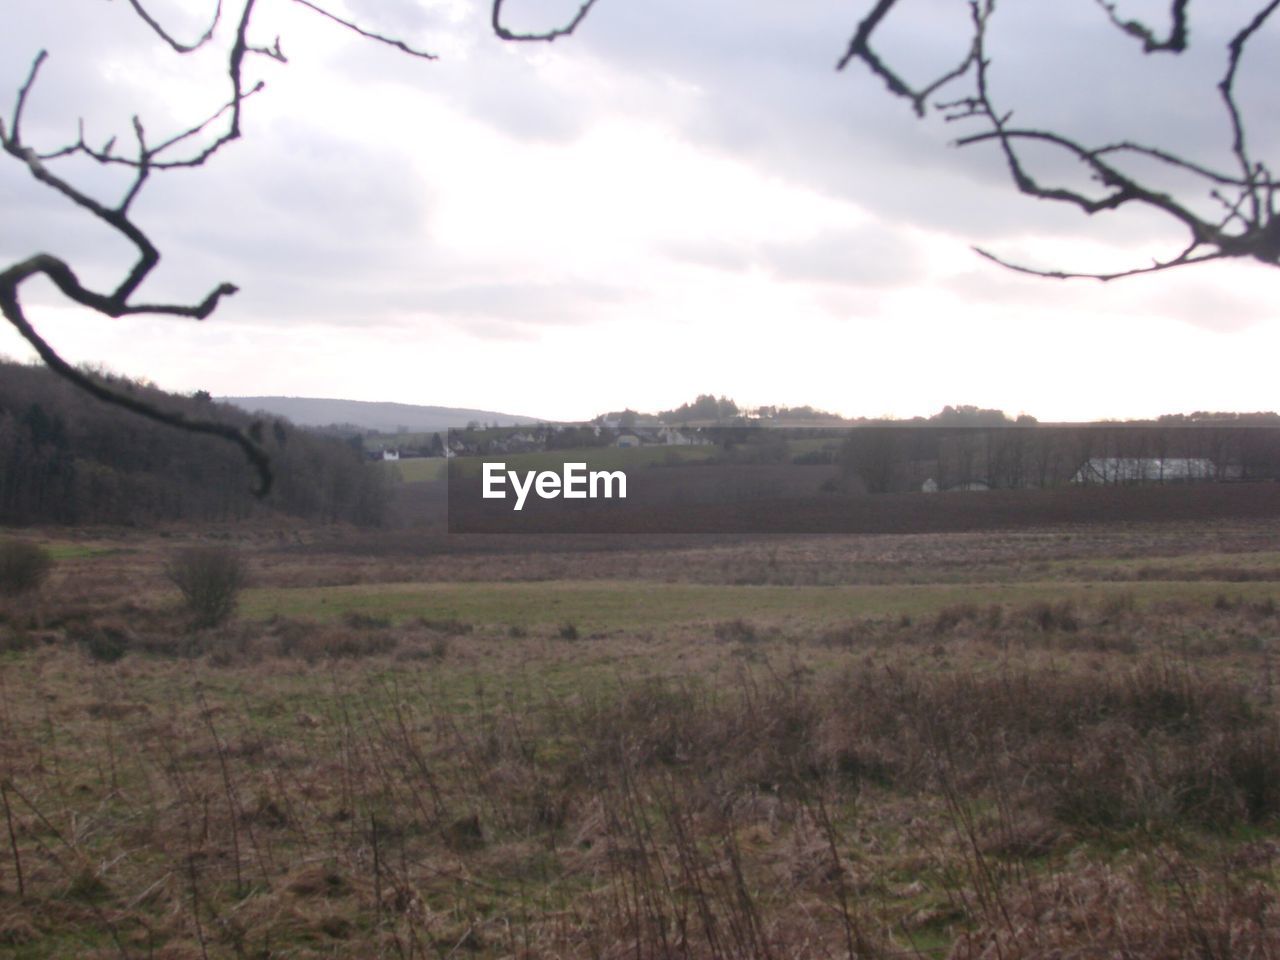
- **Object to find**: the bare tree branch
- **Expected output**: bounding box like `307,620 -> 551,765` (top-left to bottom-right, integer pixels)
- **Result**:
1093,0 -> 1190,54
841,0 -> 1280,279
0,281 -> 272,496
122,0 -> 225,54
1220,0 -> 1280,224
2,0 -> 439,493
491,0 -> 603,42
290,0 -> 437,60
973,245 -> 1228,282
837,0 -> 988,117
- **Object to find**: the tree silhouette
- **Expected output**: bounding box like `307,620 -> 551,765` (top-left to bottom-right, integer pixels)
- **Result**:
504,0 -> 1280,281
838,0 -> 1280,280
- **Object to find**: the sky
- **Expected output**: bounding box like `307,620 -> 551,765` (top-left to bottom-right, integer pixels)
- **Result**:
1,0 -> 1278,423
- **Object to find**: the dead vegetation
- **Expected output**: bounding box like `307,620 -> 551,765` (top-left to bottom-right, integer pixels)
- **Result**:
0,523 -> 1277,957
0,619 -> 1276,955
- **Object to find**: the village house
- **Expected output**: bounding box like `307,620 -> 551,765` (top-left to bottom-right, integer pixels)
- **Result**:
657,426 -> 698,446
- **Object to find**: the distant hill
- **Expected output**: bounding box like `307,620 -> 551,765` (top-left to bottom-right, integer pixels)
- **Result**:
220,397 -> 543,434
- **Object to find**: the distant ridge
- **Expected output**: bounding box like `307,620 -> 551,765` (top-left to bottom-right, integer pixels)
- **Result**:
221,396 -> 542,433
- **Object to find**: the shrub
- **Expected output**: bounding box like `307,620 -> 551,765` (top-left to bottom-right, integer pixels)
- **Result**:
1022,599 -> 1080,632
82,622 -> 133,663
714,618 -> 759,644
166,546 -> 246,628
0,540 -> 53,597
933,602 -> 980,633
415,617 -> 473,636
342,611 -> 392,629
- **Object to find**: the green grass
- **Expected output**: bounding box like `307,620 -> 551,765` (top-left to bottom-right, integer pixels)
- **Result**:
241,577 -> 1279,631
32,541 -> 124,560
384,457 -> 447,483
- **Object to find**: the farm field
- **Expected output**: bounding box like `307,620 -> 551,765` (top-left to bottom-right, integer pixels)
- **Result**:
1,518 -> 1279,958
385,458 -> 447,484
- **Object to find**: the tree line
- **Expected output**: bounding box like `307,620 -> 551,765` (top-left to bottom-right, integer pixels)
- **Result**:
0,360 -> 388,526
839,424 -> 1280,495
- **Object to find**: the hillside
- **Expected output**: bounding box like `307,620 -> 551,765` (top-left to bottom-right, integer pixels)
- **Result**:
222,396 -> 542,433
1,363 -> 387,526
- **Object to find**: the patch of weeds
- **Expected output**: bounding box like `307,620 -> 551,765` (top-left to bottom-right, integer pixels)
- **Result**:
414,617 -> 473,636
78,621 -> 133,663
558,622 -> 580,641
396,635 -> 450,662
342,611 -> 392,629
287,865 -> 350,899
445,813 -> 486,851
933,603 -> 980,633
1099,592 -> 1137,621
319,917 -> 354,939
66,868 -> 110,902
715,618 -> 759,644
0,626 -> 36,654
1250,596 -> 1277,618
1023,599 -> 1080,632
324,631 -> 398,659
0,539 -> 53,597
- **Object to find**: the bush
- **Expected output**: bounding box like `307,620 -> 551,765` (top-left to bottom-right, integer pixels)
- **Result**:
933,602 -> 980,633
0,540 -> 53,597
166,546 -> 246,628
82,623 -> 132,663
1022,599 -> 1080,632
714,618 -> 759,644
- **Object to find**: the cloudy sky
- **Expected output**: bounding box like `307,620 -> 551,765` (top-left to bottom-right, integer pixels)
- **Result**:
2,0 -> 1278,422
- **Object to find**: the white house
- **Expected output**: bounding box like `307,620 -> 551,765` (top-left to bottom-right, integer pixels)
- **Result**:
614,432 -> 642,449
381,449 -> 400,461
657,426 -> 693,446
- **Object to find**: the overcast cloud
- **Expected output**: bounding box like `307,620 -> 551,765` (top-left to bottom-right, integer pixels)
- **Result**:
1,0 -> 1277,420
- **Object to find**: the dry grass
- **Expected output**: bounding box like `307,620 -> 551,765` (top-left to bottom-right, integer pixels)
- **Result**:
0,520 -> 1278,957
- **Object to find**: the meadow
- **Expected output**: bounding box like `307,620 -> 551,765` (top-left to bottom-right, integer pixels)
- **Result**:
1,518 -> 1279,958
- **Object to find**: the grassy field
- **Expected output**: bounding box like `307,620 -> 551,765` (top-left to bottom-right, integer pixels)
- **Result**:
240,576 -> 1280,630
383,457 -> 447,483
1,519 -> 1279,958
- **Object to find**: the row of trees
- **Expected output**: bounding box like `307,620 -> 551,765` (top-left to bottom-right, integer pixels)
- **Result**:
657,395 -> 740,424
840,425 -> 1280,494
0,361 -> 388,526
